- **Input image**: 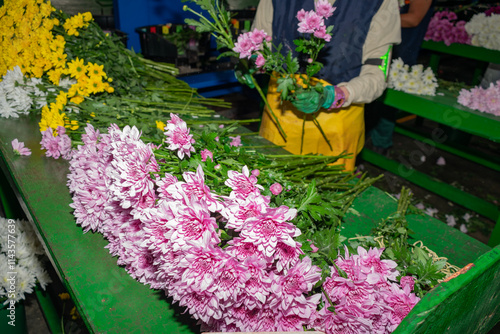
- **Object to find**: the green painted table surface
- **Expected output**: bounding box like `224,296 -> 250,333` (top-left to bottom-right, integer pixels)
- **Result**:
421,40 -> 500,65
0,114 -> 498,333
382,88 -> 500,143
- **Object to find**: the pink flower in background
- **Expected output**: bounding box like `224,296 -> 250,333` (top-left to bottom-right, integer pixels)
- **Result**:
164,113 -> 195,159
270,182 -> 283,195
315,0 -> 335,18
11,139 -> 31,156
457,80 -> 500,116
229,135 -> 242,147
424,10 -> 471,45
200,148 -> 213,162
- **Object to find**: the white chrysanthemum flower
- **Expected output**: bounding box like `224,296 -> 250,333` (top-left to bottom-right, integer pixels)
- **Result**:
14,266 -> 37,301
392,57 -> 405,70
411,64 -> 424,77
58,77 -> 77,88
460,224 -> 468,234
445,214 -> 457,227
394,81 -> 405,91
466,13 -> 500,51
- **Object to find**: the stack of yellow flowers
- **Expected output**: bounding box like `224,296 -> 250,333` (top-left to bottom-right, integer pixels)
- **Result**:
0,0 -> 113,134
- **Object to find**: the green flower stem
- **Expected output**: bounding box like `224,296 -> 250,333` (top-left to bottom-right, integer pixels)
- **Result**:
300,114 -> 306,154
321,286 -> 336,313
311,113 -> 333,151
249,74 -> 287,140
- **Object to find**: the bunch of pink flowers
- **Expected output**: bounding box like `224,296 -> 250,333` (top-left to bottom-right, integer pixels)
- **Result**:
424,10 -> 471,45
67,113 -> 419,333
457,80 -> 500,116
232,0 -> 335,69
311,247 -> 420,334
297,0 -> 335,41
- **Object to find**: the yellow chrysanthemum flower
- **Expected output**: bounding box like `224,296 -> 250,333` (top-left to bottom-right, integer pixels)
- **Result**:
67,57 -> 86,79
156,120 -> 166,131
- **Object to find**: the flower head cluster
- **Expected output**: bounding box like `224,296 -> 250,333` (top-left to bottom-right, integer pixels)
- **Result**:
296,0 -> 335,41
40,126 -> 73,160
0,0 -> 60,78
0,66 -> 51,118
424,10 -> 471,45
164,113 -> 196,159
311,246 -> 420,334
465,13 -> 500,51
457,80 -> 500,116
62,12 -> 93,36
388,58 -> 438,96
233,29 -> 271,59
68,114 -> 325,332
485,5 -> 500,17
0,217 -> 52,303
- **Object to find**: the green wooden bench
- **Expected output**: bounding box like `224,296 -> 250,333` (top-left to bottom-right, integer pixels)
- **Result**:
0,114 -> 499,333
361,40 -> 500,247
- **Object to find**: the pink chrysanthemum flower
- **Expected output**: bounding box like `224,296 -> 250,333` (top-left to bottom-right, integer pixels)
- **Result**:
239,256 -> 272,309
323,276 -> 376,307
177,290 -> 223,324
200,148 -> 213,162
68,124 -> 113,233
222,192 -> 269,231
274,241 -> 303,274
315,0 -> 335,18
40,126 -> 73,159
11,139 -> 31,156
297,10 -> 324,34
384,283 -> 420,332
155,172 -> 179,200
355,246 -> 399,284
270,257 -> 321,310
164,113 -> 195,159
169,165 -> 223,212
400,276 -> 415,291
229,135 -> 243,147
212,256 -> 250,306
312,304 -> 373,334
225,237 -> 266,262
166,198 -> 220,251
314,25 -> 331,42
240,205 -> 300,258
270,182 -> 283,195
225,165 -> 264,200
107,125 -> 159,213
255,53 -> 266,68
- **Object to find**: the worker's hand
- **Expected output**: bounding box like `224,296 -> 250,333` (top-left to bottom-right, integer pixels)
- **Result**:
234,68 -> 255,89
234,55 -> 257,89
291,85 -> 335,114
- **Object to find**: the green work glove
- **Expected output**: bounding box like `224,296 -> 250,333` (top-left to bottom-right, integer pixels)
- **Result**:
234,55 -> 257,89
234,68 -> 255,89
291,85 -> 335,114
